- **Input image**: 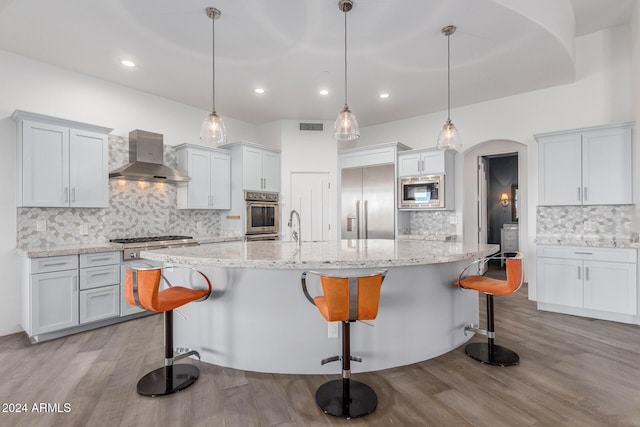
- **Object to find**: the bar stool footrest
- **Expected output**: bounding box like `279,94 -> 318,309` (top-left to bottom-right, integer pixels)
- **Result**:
465,342 -> 519,367
137,364 -> 200,397
315,379 -> 377,419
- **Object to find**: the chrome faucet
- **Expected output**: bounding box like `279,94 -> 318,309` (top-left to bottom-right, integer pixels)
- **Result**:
288,209 -> 301,246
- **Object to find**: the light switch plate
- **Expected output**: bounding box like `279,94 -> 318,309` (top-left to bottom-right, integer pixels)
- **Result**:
449,216 -> 458,224
36,220 -> 46,232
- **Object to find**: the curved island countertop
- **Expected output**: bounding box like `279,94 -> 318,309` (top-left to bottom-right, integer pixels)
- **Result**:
139,240 -> 499,375
140,239 -> 500,269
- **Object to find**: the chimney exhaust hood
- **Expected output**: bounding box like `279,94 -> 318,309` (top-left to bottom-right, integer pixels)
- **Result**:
109,130 -> 190,183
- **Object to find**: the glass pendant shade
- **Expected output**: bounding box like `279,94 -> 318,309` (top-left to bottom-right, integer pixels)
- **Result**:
436,119 -> 461,151
200,111 -> 227,145
333,105 -> 360,141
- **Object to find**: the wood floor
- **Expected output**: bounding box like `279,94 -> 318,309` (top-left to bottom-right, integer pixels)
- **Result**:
1,280 -> 640,427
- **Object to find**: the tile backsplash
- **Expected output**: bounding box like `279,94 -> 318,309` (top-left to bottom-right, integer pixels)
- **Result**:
17,135 -> 221,248
536,205 -> 634,238
406,210 -> 457,236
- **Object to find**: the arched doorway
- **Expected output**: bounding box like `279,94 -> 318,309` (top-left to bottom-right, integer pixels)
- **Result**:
461,139 -> 532,298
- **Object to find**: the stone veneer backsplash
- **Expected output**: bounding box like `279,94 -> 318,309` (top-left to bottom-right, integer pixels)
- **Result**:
17,135 -> 221,248
536,205 -> 634,238
407,211 -> 457,236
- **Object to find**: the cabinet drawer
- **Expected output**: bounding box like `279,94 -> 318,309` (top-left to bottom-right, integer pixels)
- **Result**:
537,245 -> 637,263
80,251 -> 121,267
80,265 -> 120,290
30,255 -> 78,274
503,241 -> 518,252
80,285 -> 120,324
502,231 -> 518,241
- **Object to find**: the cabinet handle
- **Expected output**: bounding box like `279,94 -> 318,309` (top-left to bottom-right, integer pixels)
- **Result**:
417,160 -> 421,173
574,252 -> 593,255
211,194 -> 215,206
89,257 -> 111,262
583,187 -> 587,201
89,271 -> 111,277
74,276 -> 78,291
71,187 -> 76,202
585,266 -> 589,281
64,187 -> 69,203
577,266 -> 581,280
577,187 -> 581,201
42,261 -> 68,267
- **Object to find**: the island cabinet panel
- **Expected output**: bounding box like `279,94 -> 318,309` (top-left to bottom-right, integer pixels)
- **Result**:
13,111 -> 112,208
176,144 -> 231,210
536,122 -> 633,206
537,245 -> 638,322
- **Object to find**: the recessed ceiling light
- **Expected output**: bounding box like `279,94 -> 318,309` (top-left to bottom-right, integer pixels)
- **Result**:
379,93 -> 390,99
319,89 -> 329,96
121,60 -> 136,68
254,88 -> 265,94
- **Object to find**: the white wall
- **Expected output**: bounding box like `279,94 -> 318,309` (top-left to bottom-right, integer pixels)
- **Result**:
0,50 -> 258,336
277,120 -> 339,241
632,1 -> 640,229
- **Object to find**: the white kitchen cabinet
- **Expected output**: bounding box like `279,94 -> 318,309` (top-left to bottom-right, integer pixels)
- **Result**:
241,145 -> 280,192
537,245 -> 637,322
536,122 -> 633,206
398,148 -> 454,177
21,255 -> 79,336
12,110 -> 112,208
175,144 -> 231,210
80,285 -> 120,324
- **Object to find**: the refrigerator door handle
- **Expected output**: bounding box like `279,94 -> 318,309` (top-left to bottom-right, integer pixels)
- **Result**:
356,200 -> 361,239
363,200 -> 368,239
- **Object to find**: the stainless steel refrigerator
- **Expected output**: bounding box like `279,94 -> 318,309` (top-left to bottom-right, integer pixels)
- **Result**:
341,164 -> 395,239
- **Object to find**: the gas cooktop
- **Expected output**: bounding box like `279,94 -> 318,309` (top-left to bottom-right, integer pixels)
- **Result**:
110,235 -> 193,245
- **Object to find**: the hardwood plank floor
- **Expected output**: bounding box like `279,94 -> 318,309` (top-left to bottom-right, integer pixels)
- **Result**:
1,282 -> 639,427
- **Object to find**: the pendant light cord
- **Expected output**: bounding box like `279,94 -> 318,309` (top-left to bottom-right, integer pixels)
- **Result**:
446,31 -> 451,122
344,9 -> 348,108
212,15 -> 216,113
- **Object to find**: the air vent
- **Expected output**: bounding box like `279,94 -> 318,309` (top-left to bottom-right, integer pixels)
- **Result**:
299,123 -> 324,131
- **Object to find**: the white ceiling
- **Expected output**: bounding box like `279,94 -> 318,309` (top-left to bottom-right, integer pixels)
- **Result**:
0,0 -> 635,127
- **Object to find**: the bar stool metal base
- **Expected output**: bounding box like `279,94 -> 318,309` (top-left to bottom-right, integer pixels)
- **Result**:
465,342 -> 519,367
137,364 -> 200,397
315,379 -> 377,419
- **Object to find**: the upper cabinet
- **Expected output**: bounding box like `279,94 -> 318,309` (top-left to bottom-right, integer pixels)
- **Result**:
398,148 -> 454,177
175,144 -> 231,210
536,122 -> 633,206
12,111 -> 111,208
222,141 -> 281,193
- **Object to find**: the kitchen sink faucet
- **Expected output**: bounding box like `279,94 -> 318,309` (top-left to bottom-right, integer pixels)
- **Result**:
288,209 -> 301,246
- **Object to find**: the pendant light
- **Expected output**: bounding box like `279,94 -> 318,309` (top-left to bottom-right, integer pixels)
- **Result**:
436,25 -> 462,151
333,0 -> 360,142
200,7 -> 227,145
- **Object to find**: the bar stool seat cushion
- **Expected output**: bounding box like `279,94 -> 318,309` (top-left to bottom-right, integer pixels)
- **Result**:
454,258 -> 521,296
314,275 -> 382,322
125,269 -> 210,313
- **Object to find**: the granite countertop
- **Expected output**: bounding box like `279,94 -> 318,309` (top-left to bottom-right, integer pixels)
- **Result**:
535,235 -> 640,249
16,235 -> 245,258
396,234 -> 457,241
139,239 -> 500,269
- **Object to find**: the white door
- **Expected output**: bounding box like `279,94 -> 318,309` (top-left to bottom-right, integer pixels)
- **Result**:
477,157 -> 488,274
290,172 -> 330,242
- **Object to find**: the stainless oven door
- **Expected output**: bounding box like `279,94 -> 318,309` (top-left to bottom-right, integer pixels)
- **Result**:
246,202 -> 279,234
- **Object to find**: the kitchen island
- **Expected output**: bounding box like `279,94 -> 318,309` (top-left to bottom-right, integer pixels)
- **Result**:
140,239 -> 499,374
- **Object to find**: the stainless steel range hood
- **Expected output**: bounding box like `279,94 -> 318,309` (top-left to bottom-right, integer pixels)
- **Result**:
109,130 -> 190,183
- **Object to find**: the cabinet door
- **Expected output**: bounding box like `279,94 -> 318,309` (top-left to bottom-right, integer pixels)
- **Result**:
22,120 -> 69,207
80,285 -> 120,324
582,127 -> 632,205
398,152 -> 421,177
538,134 -> 582,205
187,149 -> 213,209
583,260 -> 637,315
537,258 -> 583,307
31,270 -> 79,335
421,151 -> 445,174
242,146 -> 264,191
69,129 -> 109,208
211,152 -> 231,209
261,151 -> 280,192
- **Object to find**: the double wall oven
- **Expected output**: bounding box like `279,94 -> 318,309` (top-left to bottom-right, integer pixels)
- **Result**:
110,235 -> 199,316
245,191 -> 279,241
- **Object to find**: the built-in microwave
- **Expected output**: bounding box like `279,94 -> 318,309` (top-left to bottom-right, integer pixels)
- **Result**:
398,175 -> 445,209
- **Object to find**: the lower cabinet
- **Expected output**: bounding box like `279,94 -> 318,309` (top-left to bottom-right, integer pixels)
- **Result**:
21,251 -> 131,341
537,245 -> 638,322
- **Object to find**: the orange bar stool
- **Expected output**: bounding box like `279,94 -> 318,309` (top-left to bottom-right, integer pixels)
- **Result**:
125,266 -> 211,396
454,253 -> 523,366
301,270 -> 386,419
